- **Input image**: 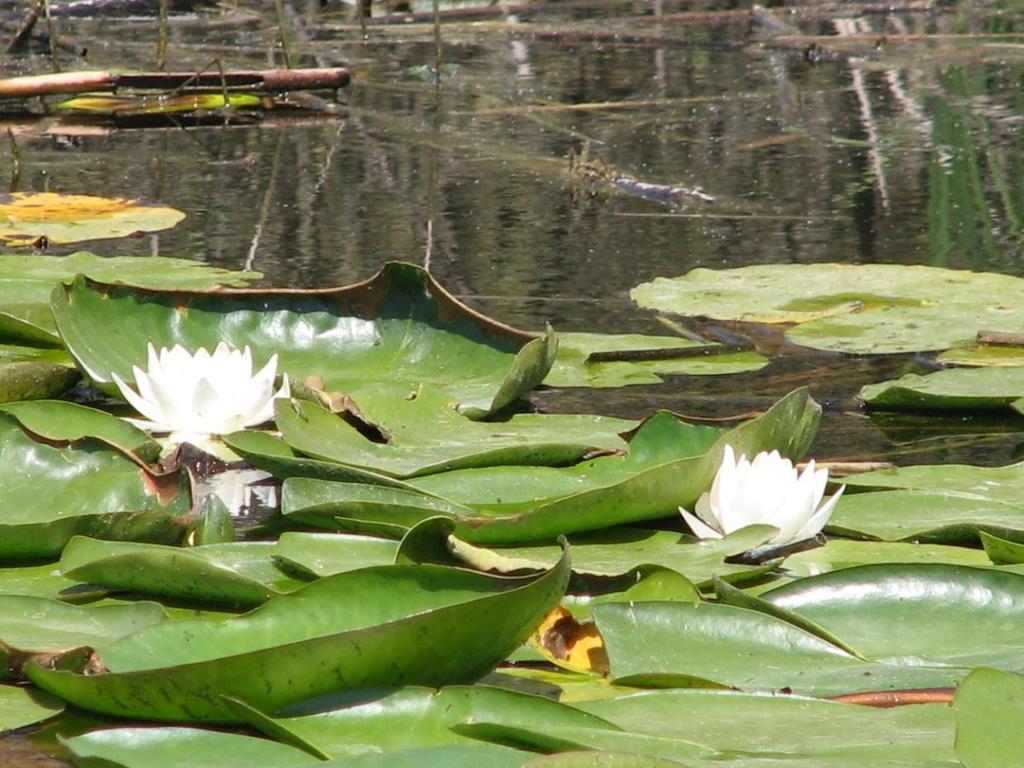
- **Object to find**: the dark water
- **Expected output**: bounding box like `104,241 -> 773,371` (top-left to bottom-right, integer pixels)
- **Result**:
1,0 -> 1024,468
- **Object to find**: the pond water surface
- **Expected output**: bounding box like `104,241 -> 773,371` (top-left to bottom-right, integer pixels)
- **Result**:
2,0 -> 1024,472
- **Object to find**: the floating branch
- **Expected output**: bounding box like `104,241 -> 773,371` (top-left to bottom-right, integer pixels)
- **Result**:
0,67 -> 350,99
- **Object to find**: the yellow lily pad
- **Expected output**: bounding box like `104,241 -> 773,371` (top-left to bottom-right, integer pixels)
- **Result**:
0,192 -> 185,246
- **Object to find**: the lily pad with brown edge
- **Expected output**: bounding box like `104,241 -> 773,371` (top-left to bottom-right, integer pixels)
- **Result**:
0,400 -> 162,464
26,550 -> 570,722
51,262 -> 555,421
0,192 -> 185,246
542,331 -> 767,389
281,388 -> 820,544
0,411 -> 191,561
227,685 -> 613,760
59,538 -> 305,608
0,252 -> 259,347
274,392 -> 631,479
0,595 -> 166,681
859,367 -> 1024,413
631,263 -> 1024,355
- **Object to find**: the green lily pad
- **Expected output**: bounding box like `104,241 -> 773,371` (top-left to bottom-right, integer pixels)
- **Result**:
955,668 -> 1024,768
225,429 -> 418,489
232,685 -> 613,759
27,552 -> 569,722
281,388 -> 819,544
61,727 -> 317,768
0,251 -> 259,345
860,367 -> 1024,413
0,192 -> 185,246
0,352 -> 79,403
522,752 -> 689,768
828,462 -> 1024,543
450,526 -> 779,585
456,722 -> 713,764
0,562 -> 93,601
59,538 -> 305,607
320,745 -> 530,768
275,393 -> 630,479
631,263 -> 1024,355
980,530 -> 1024,564
51,262 -> 554,420
543,332 -> 767,388
775,539 -> 992,581
271,532 -> 400,578
578,689 -> 954,762
0,595 -> 165,681
761,564 -> 1024,669
0,400 -> 161,464
938,345 -> 1024,367
0,412 -> 191,561
591,600 -> 965,695
0,683 -> 64,732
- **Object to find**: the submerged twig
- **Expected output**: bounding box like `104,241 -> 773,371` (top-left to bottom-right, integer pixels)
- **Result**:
6,128 -> 21,189
273,0 -> 293,69
156,0 -> 170,69
5,0 -> 45,54
43,0 -> 59,72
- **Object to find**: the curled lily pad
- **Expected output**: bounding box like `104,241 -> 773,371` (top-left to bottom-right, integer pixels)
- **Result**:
762,564 -> 1024,668
0,400 -> 161,464
61,726 -> 317,768
0,595 -> 166,681
52,262 -> 554,420
0,412 -> 191,561
449,525 -> 779,586
0,193 -> 185,245
232,685 -> 613,759
829,462 -> 1024,543
578,688 -> 954,763
0,251 -> 258,346
0,683 -> 64,732
631,263 -> 1024,355
274,393 -> 630,479
28,552 -> 570,722
591,600 -> 964,695
860,367 -> 1024,413
281,389 -> 820,544
271,532 -> 399,578
543,332 -> 767,388
59,538 -> 305,607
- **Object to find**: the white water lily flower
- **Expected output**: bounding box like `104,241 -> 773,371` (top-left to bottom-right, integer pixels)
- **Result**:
113,342 -> 290,445
679,445 -> 844,545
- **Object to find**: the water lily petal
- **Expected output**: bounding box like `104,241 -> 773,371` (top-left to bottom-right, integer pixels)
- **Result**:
113,371 -> 172,429
680,501 -> 724,539
791,483 -> 845,542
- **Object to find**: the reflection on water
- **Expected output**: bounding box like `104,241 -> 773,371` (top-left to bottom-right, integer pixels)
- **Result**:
1,0 -> 1023,465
